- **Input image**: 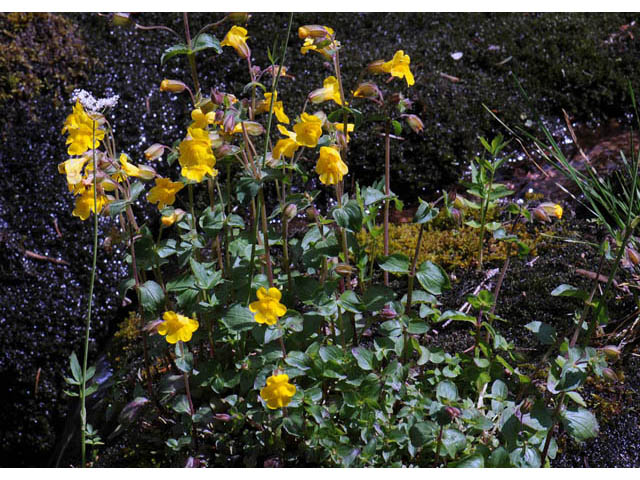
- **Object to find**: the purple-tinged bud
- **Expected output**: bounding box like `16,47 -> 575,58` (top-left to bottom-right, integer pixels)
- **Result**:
402,114 -> 424,134
601,345 -> 621,361
445,406 -> 461,419
306,206 -> 319,221
380,304 -> 397,320
335,263 -> 354,276
602,367 -> 618,383
213,413 -> 232,422
144,143 -> 166,161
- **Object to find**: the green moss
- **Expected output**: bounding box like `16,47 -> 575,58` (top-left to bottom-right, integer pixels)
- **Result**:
0,13 -> 95,106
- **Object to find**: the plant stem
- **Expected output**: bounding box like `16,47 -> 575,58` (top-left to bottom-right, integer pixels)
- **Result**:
383,118 -> 391,286
541,392 -> 565,465
259,188 -> 274,287
80,121 -> 100,468
406,223 -> 425,313
477,168 -> 495,271
183,13 -> 200,95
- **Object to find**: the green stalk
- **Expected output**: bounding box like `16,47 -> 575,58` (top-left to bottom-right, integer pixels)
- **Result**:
477,168 -> 495,271
405,223 -> 425,313
80,120 -> 99,467
383,118 -> 391,286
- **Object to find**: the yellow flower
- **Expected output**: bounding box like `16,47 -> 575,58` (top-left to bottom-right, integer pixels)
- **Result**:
61,100 -> 106,156
72,186 -> 108,221
293,113 -> 323,148
273,138 -> 300,160
178,127 -> 218,182
539,202 -> 563,220
118,154 -> 156,181
316,146 -> 348,185
249,287 -> 287,325
221,25 -> 250,59
147,177 -> 184,209
300,26 -> 339,60
260,373 -> 296,409
159,79 -> 187,93
309,76 -> 343,106
231,121 -> 265,136
380,50 -> 415,87
157,311 -> 199,344
58,156 -> 89,189
190,108 -> 216,129
255,92 -> 289,124
161,209 -> 185,227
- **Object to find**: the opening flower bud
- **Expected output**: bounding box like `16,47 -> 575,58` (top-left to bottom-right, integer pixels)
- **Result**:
538,202 -> 563,219
232,121 -> 265,136
403,114 -> 424,134
601,345 -> 621,361
367,59 -> 387,74
144,143 -> 166,161
227,12 -> 249,25
335,264 -> 355,276
532,206 -> 551,223
160,79 -> 187,93
112,13 -> 133,27
306,206 -> 319,221
380,304 -> 397,320
298,25 -> 331,39
283,204 -> 298,220
602,367 -> 619,383
136,164 -> 156,181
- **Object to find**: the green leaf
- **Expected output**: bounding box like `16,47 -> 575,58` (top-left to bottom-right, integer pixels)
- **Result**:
378,253 -> 410,274
566,391 -> 587,408
175,346 -> 194,373
191,33 -> 222,54
416,261 -> 450,295
409,421 -> 438,447
452,453 -> 485,468
161,43 -> 190,65
221,304 -> 255,332
282,412 -> 304,437
338,290 -> 362,313
332,200 -> 362,232
414,198 -> 439,224
488,447 -> 510,467
441,428 -> 466,458
363,285 -> 395,311
560,407 -> 599,442
172,394 -> 192,415
352,346 -> 374,371
551,284 -> 588,300
436,380 -> 458,401
139,280 -> 165,315
509,446 -> 541,467
391,119 -> 403,136
319,345 -> 343,363
524,320 -> 556,345
407,318 -> 429,334
69,352 -> 82,383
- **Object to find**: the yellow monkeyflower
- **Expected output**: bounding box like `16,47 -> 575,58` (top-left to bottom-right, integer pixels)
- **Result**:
190,108 -> 216,129
178,127 -> 218,182
380,50 -> 415,87
147,177 -> 184,209
260,373 -> 296,409
316,146 -> 348,185
157,311 -> 199,344
231,121 -> 265,136
58,156 -> 89,189
273,138 -> 300,160
221,25 -> 250,59
161,209 -> 185,227
300,26 -> 339,60
293,113 -> 323,148
255,92 -> 289,124
72,186 -> 108,221
62,100 -> 106,156
249,286 -> 287,325
309,76 -> 343,106
539,202 -> 563,220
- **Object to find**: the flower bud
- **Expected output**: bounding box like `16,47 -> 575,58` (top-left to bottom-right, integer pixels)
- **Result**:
601,345 -> 621,361
227,12 -> 250,25
532,206 -> 551,223
298,25 -> 331,39
380,304 -> 397,320
160,79 -> 187,93
538,202 -> 563,219
144,143 -> 166,161
602,367 -> 619,383
354,82 -> 381,99
367,59 -> 387,74
161,208 -> 185,227
232,121 -> 265,136
335,263 -> 355,276
112,13 -> 133,27
453,195 -> 465,209
403,114 -> 424,134
451,208 -> 462,225
626,246 -> 640,266
306,206 -> 319,221
283,204 -> 298,220
214,144 -> 240,159
213,413 -> 233,422
222,111 -> 237,133
136,164 -> 156,181
445,406 -> 461,419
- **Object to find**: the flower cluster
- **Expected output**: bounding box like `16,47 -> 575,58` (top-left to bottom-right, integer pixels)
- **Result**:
298,24 -> 340,60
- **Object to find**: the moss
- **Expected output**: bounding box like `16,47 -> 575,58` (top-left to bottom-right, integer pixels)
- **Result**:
0,13 -> 95,107
358,207 -> 553,270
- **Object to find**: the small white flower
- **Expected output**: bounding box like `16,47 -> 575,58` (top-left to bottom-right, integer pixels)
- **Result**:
71,89 -> 119,112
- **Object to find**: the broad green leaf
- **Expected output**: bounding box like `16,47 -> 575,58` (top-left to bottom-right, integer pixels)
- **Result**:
363,285 -> 395,311
161,43 -> 190,65
452,453 -> 484,468
509,446 -> 541,467
378,253 -> 410,274
409,421 -> 438,447
416,261 -> 450,295
560,407 -> 599,442
525,320 -> 557,345
441,428 -> 466,457
332,200 -> 362,232
436,380 -> 458,401
172,394 -> 192,415
139,280 -> 165,314
338,290 -> 362,313
352,346 -> 374,371
414,198 -> 439,224
191,33 -> 221,54
69,352 -> 82,383
221,304 -> 255,332
551,284 -> 588,299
